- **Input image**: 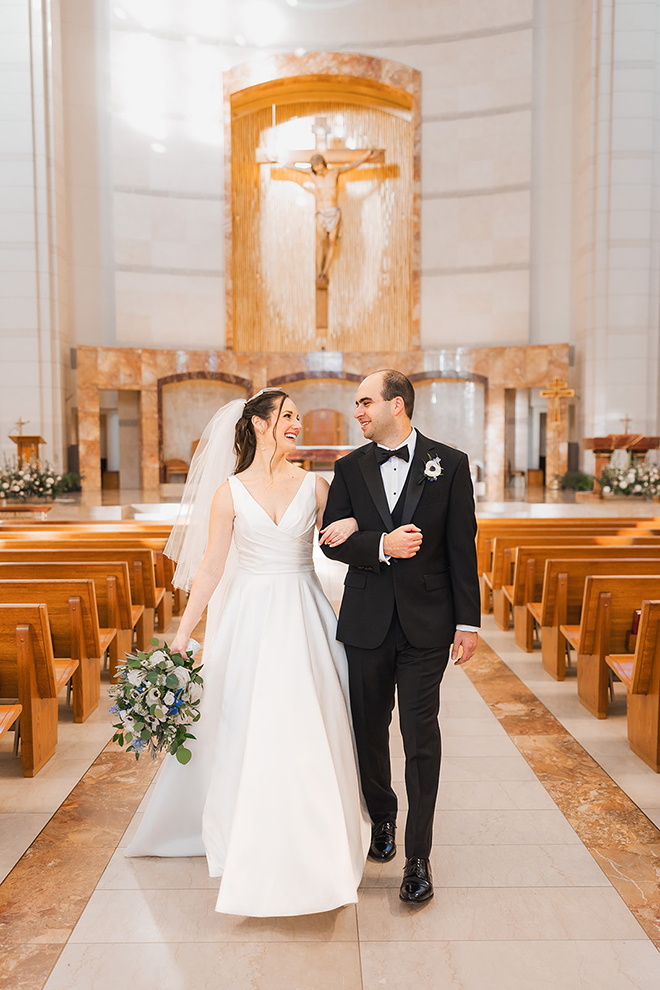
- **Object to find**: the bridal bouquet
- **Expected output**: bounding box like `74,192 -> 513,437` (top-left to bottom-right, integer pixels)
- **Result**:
109,638 -> 204,764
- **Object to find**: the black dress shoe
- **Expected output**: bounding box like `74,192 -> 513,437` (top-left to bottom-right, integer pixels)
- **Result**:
399,857 -> 433,902
368,820 -> 396,862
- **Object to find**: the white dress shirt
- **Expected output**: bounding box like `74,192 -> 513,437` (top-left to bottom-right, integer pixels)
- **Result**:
376,428 -> 478,635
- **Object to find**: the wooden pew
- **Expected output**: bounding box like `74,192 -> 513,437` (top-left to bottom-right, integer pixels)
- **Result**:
0,604 -> 78,775
476,519 -> 652,611
560,575 -> 660,719
507,544 -> 660,652
0,704 -> 21,749
0,579 -> 108,722
488,533 -> 640,630
0,524 -> 183,617
0,522 -> 183,617
0,557 -> 142,680
605,600 -> 660,771
527,555 -> 660,679
0,541 -> 164,648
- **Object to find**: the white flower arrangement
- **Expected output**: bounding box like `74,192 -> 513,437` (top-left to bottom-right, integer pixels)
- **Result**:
109,638 -> 204,764
423,455 -> 443,481
0,456 -> 66,501
601,459 -> 660,498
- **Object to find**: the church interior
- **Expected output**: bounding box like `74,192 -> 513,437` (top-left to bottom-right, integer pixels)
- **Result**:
2,0 -> 660,986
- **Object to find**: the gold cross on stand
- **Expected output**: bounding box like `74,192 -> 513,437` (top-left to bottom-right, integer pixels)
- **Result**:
13,417 -> 29,435
540,378 -> 575,424
621,415 -> 633,433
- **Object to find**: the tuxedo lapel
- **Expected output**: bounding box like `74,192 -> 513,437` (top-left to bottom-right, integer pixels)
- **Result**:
401,432 -> 436,525
359,444 -> 394,531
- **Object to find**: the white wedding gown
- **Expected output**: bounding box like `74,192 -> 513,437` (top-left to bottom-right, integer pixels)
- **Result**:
125,471 -> 371,917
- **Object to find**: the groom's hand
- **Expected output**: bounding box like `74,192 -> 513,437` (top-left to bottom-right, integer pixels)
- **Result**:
452,630 -> 478,665
383,524 -> 422,558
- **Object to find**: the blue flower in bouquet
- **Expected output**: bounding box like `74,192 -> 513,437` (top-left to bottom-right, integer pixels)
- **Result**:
109,638 -> 204,765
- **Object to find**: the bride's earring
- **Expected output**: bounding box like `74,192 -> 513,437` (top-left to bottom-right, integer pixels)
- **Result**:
258,430 -> 266,451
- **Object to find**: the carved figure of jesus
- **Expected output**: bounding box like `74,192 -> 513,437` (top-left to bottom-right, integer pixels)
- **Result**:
274,150 -> 377,288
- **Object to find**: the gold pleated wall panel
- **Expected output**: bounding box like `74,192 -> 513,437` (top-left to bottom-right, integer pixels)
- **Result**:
231,100 -> 413,352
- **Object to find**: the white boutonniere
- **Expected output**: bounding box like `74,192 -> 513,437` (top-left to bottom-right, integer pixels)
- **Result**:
422,455 -> 443,482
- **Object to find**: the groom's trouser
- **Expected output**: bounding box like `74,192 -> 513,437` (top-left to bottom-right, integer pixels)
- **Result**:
345,609 -> 450,860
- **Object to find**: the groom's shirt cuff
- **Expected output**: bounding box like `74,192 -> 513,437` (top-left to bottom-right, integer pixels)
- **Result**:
378,534 -> 391,564
456,625 -> 479,632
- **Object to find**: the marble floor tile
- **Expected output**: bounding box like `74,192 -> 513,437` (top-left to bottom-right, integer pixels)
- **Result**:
0,813 -> 50,883
118,812 -> 144,848
0,778 -> 89,815
356,886 -> 646,942
436,779 -> 557,810
439,755 -> 537,782
97,848 -> 219,890
43,941 -> 363,990
601,774 -> 660,808
0,943 -> 64,990
432,808 -> 581,845
440,734 -> 521,758
646,808 -> 660,829
438,716 -> 509,737
360,842 -> 610,888
359,939 -> 660,990
69,889 -> 358,944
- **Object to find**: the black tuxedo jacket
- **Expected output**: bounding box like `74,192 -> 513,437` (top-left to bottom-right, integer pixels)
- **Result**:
321,431 -> 480,650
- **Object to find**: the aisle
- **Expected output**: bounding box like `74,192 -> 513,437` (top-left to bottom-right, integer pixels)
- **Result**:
34,650 -> 660,990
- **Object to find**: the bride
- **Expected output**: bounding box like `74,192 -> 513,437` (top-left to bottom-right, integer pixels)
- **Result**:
125,388 -> 371,917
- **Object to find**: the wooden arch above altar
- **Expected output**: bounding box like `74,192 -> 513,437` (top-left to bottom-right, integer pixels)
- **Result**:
224,53 -> 421,354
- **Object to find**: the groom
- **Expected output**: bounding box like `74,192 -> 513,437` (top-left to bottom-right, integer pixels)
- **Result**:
321,370 -> 480,902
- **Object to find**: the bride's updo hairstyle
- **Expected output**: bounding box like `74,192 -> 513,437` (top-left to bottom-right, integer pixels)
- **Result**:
234,388 -> 289,474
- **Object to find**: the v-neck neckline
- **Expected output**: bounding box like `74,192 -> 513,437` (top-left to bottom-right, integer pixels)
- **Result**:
234,471 -> 310,528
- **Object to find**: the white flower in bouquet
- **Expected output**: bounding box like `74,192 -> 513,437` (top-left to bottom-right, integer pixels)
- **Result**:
619,480 -> 628,489
146,686 -> 161,705
127,668 -> 144,686
164,691 -> 175,706
173,666 -> 191,688
189,680 -> 203,703
146,649 -> 168,667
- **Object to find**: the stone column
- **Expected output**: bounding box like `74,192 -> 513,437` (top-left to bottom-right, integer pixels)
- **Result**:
544,395 -> 570,489
485,386 -> 506,502
139,389 -> 160,493
78,398 -> 101,499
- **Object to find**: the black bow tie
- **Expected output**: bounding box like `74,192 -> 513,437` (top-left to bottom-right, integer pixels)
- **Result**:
376,445 -> 410,465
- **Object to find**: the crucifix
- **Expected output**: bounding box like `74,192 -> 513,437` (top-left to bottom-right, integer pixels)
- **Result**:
620,415 -> 633,434
257,114 -> 384,335
540,377 -> 575,493
13,417 -> 29,435
540,377 -> 575,424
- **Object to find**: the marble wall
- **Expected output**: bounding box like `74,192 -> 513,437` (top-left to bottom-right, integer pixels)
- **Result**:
572,0 -> 660,468
102,1 -> 533,354
76,342 -> 569,501
161,379 -> 247,463
0,0 -> 71,467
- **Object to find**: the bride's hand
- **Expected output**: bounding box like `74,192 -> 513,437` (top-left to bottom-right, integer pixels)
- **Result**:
169,635 -> 189,656
319,517 -> 358,546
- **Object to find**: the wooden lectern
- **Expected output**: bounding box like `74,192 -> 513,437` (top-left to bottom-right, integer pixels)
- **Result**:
10,435 -> 46,468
